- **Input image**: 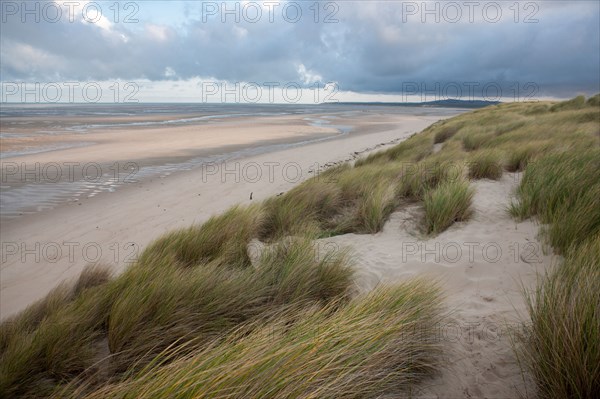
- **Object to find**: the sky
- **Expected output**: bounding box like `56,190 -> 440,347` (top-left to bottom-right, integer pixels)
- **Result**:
1,0 -> 599,103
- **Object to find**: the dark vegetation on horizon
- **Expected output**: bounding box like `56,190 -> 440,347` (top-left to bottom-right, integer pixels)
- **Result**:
339,99 -> 501,108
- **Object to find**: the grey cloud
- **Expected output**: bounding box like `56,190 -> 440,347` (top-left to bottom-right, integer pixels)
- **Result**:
1,1 -> 598,98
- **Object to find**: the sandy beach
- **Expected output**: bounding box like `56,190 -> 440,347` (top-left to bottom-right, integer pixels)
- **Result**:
1,108 -> 456,318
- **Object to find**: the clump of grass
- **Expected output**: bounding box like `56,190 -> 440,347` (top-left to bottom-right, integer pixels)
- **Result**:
73,264 -> 112,294
550,95 -> 586,112
544,182 -> 600,253
354,180 -> 398,233
433,123 -> 462,144
423,179 -> 474,235
520,236 -> 600,399
0,271 -> 118,398
108,238 -> 353,372
261,172 -> 344,240
399,159 -> 464,200
461,131 -> 488,151
586,93 -> 600,106
0,264 -> 111,354
504,144 -> 540,172
509,149 -> 600,253
330,164 -> 400,234
66,280 -> 444,399
140,205 -> 264,268
257,238 -> 353,304
468,150 -> 503,180
1,235 -> 352,397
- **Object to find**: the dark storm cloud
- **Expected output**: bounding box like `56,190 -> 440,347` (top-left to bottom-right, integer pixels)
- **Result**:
1,1 -> 598,98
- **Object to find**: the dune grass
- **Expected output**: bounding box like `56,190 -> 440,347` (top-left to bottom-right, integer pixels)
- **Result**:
504,143 -> 541,172
108,238 -> 353,373
423,178 -> 474,235
509,149 -> 600,252
139,205 -> 264,268
1,236 -> 353,398
60,280 -> 444,399
549,95 -> 586,112
0,264 -> 111,354
461,130 -> 488,151
502,96 -> 600,398
433,122 -> 463,143
0,273 -> 119,398
468,150 -> 503,180
519,236 -> 600,399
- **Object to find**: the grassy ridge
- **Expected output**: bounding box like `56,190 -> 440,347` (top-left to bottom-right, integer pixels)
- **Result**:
1,95 -> 598,398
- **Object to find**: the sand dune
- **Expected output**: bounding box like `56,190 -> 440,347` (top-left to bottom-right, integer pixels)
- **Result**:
316,173 -> 555,398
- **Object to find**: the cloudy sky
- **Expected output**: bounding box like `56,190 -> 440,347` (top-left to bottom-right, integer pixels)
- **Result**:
1,0 -> 599,102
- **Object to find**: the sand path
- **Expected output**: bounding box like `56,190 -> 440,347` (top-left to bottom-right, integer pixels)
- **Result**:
317,174 -> 555,398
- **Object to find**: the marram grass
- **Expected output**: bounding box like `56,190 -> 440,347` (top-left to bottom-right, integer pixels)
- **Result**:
519,236 -> 600,399
59,280 -> 444,399
423,178 -> 474,235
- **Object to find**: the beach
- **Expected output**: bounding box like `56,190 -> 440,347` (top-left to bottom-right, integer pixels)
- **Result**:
1,105 -> 459,318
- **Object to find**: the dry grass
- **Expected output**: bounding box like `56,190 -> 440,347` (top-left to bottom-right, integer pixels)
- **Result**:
423,178 -> 474,235
61,280 -> 444,399
468,150 -> 503,180
519,236 -> 600,399
139,205 -> 264,267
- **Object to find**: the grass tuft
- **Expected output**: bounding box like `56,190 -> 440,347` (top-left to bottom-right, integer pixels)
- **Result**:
461,131 -> 488,151
520,236 -> 600,399
140,205 -> 264,268
509,149 -> 600,253
433,123 -> 462,143
504,143 -> 541,172
586,93 -> 600,106
423,179 -> 474,235
468,150 -> 503,180
108,238 -> 353,372
550,95 -> 586,112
